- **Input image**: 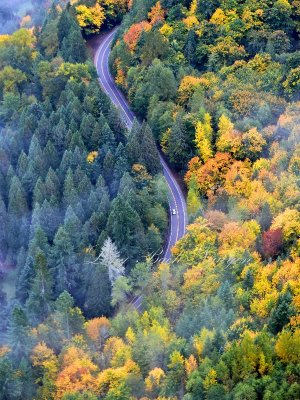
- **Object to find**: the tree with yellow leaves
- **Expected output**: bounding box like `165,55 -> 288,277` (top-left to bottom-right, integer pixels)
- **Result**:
271,209 -> 300,245
177,75 -> 202,105
76,3 -> 105,35
145,367 -> 165,395
194,113 -> 213,163
275,329 -> 300,363
31,342 -> 58,400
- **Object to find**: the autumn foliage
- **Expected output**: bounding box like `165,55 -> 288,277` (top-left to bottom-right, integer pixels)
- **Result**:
262,228 -> 283,259
124,21 -> 151,52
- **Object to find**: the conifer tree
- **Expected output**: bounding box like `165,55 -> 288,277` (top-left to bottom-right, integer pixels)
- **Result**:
26,250 -> 53,323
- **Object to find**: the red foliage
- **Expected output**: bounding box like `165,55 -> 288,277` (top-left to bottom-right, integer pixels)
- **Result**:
262,228 -> 283,259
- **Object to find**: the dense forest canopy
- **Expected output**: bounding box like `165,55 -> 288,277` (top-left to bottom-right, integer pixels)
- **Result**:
0,0 -> 300,399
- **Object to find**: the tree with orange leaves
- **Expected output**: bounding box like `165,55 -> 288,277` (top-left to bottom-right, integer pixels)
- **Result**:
148,2 -> 165,25
123,21 -> 151,52
185,153 -> 233,196
55,347 -> 99,399
85,317 -> 111,351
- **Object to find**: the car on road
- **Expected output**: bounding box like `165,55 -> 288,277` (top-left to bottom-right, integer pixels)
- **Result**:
172,209 -> 177,215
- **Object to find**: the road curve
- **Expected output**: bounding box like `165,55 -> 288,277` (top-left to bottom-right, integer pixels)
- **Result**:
94,28 -> 187,262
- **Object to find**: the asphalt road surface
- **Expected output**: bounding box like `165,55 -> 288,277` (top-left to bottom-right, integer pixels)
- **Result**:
94,28 -> 187,268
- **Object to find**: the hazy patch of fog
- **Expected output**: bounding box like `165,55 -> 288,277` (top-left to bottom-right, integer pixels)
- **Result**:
0,0 -> 33,34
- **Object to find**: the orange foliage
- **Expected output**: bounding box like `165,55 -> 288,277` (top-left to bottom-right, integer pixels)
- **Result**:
185,153 -> 233,196
114,57 -> 126,87
178,75 -> 206,104
185,354 -> 198,375
219,221 -> 260,255
148,2 -> 165,25
123,21 -> 151,52
86,317 -> 111,347
55,347 -> 98,399
224,160 -> 252,197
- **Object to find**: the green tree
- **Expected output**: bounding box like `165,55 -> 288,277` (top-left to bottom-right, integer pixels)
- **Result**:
26,250 -> 53,323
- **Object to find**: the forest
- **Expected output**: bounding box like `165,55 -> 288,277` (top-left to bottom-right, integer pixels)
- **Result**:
0,0 -> 300,399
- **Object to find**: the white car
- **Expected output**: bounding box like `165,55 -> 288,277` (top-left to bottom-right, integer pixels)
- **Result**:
172,209 -> 177,215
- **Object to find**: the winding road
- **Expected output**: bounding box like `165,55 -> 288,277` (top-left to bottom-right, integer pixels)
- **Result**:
94,29 -> 187,264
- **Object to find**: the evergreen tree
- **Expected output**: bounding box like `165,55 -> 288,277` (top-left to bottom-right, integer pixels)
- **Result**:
184,30 -> 197,66
44,140 -> 60,170
167,113 -> 190,170
140,123 -> 161,175
54,290 -> 74,341
64,206 -> 82,251
218,281 -> 234,310
0,196 -> 8,260
26,250 -> 53,323
33,178 -> 45,206
80,113 -> 97,147
51,226 -> 77,295
63,168 -> 78,208
84,256 -> 112,318
8,306 -> 30,360
57,8 -> 77,45
268,290 -> 295,334
61,27 -> 88,63
107,195 -> 145,262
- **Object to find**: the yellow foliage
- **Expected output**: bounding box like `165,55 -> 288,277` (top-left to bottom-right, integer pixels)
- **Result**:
178,75 -> 202,104
31,341 -> 57,367
114,57 -> 126,87
194,329 -> 214,359
272,258 -> 300,295
189,0 -> 198,15
157,262 -> 171,291
168,350 -> 184,369
125,326 -> 136,344
76,3 -> 105,34
97,360 -> 140,397
275,329 -> 300,363
148,1 -> 165,25
21,15 -> 32,28
145,368 -> 165,392
159,23 -> 174,37
219,221 -> 260,256
0,346 -> 10,357
203,369 -> 217,390
183,257 -> 219,298
194,114 -> 213,162
250,262 -> 278,318
0,35 -> 9,44
183,15 -> 200,29
224,161 -> 252,198
103,337 -> 131,368
271,208 -> 300,243
56,347 -> 98,399
210,8 -> 227,25
87,151 -> 99,163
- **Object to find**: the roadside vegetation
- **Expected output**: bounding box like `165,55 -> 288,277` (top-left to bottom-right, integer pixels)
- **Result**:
0,1 -> 300,400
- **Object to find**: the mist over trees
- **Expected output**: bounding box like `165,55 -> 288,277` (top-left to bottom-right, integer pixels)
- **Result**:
0,0 -> 48,34
0,0 -> 167,344
0,0 -> 300,399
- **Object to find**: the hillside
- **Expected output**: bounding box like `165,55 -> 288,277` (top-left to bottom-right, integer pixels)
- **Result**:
0,1 -> 299,400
